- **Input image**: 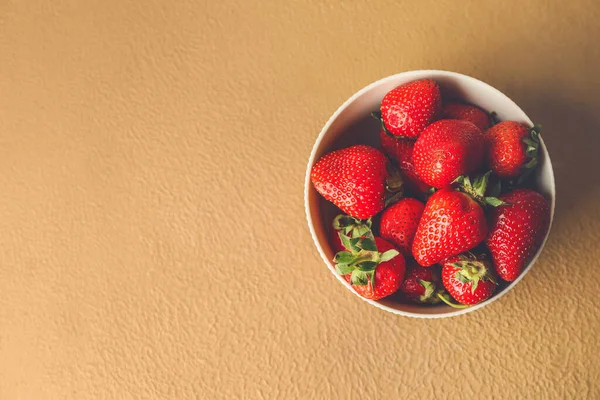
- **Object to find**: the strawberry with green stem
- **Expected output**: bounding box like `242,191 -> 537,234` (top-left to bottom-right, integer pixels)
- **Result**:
438,253 -> 497,307
399,261 -> 444,304
412,119 -> 485,189
311,145 -> 404,220
334,230 -> 405,301
485,122 -> 542,183
486,188 -> 551,281
412,171 -> 505,266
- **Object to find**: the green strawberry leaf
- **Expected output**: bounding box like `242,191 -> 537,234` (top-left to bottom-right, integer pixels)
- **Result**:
518,125 -> 541,185
335,263 -> 354,275
417,279 -> 433,290
338,232 -> 354,252
471,277 -> 480,293
462,175 -> 472,189
379,249 -> 399,263
484,196 -> 508,207
457,272 -> 469,284
349,237 -> 360,252
370,271 -> 376,289
333,214 -> 356,230
417,279 -> 436,301
351,269 -> 370,286
472,171 -> 491,198
356,261 -> 378,272
357,238 -> 377,252
452,175 -> 466,185
523,138 -> 537,147
355,225 -> 371,237
334,251 -> 354,264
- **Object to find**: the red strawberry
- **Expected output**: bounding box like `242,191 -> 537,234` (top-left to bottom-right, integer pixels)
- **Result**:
311,145 -> 403,220
399,260 -> 443,304
378,79 -> 442,138
379,130 -> 431,195
329,214 -> 373,253
442,102 -> 490,131
334,236 -> 405,300
413,119 -> 485,188
412,188 -> 488,266
379,198 -> 425,257
485,122 -> 541,180
486,188 -> 551,281
440,253 -> 496,306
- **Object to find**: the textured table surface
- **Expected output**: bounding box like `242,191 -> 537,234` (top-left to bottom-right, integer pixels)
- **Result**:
1,0 -> 600,398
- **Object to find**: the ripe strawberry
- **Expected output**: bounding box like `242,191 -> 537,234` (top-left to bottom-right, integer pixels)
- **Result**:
329,214 -> 372,253
379,198 -> 425,257
376,79 -> 442,139
485,122 -> 541,180
399,260 -> 443,304
442,102 -> 490,131
412,188 -> 488,266
311,145 -> 403,220
379,130 -> 431,195
413,119 -> 485,188
334,236 -> 405,300
486,188 -> 551,281
440,253 -> 497,306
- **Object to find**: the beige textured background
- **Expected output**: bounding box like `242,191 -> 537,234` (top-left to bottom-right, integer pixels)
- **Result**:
1,0 -> 600,398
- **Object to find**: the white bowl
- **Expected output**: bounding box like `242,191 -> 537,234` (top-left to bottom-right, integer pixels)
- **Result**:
304,70 -> 556,318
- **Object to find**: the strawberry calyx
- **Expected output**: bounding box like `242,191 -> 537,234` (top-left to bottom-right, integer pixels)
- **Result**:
450,253 -> 497,294
334,231 -> 399,289
517,124 -> 542,185
371,111 -> 416,141
437,253 -> 496,308
416,279 -> 445,304
384,163 -> 404,207
332,214 -> 372,238
454,171 -> 508,207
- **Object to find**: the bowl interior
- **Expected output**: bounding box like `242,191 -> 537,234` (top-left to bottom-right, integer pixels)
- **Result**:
305,70 -> 555,318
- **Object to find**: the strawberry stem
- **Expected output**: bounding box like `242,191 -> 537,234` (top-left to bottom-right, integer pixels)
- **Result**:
437,292 -> 470,309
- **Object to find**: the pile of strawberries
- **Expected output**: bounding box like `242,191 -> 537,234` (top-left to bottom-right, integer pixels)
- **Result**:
310,79 -> 551,308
